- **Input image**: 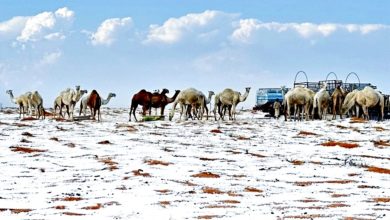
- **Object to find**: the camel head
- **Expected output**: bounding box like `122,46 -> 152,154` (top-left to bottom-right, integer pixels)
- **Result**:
245,87 -> 251,93
208,91 -> 215,96
75,85 -> 80,91
321,82 -> 327,89
108,93 -> 116,98
80,90 -> 88,96
340,90 -> 358,114
161,88 -> 169,94
6,90 -> 13,95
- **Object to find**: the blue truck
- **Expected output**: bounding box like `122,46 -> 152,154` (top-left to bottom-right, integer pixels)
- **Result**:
253,88 -> 285,116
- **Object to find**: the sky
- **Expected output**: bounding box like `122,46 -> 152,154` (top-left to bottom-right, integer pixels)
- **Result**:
1,0 -> 390,108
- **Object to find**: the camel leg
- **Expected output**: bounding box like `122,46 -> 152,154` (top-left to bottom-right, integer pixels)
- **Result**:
231,104 -> 236,120
287,103 -> 291,121
293,104 -> 298,121
381,104 -> 384,121
79,103 -> 83,116
317,104 -> 321,120
220,105 -> 226,121
128,105 -> 133,122
133,106 -> 138,122
213,106 -> 218,121
338,98 -> 343,120
160,106 -> 165,117
204,105 -> 209,120
332,103 -> 336,120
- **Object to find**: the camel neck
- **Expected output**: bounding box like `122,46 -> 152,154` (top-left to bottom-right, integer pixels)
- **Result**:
102,96 -> 112,105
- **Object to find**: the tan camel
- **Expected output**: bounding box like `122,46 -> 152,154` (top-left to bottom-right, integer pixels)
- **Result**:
28,91 -> 45,119
283,87 -> 314,121
340,89 -> 359,117
341,86 -> 384,120
187,91 -> 214,120
6,90 -> 31,118
214,87 -> 251,120
169,88 -> 205,121
313,83 -> 330,120
57,86 -> 87,119
331,86 -> 346,120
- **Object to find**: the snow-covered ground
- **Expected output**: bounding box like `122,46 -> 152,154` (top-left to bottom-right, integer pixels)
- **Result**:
0,108 -> 389,220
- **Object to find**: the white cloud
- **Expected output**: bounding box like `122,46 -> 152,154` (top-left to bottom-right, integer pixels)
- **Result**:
0,16 -> 28,39
232,19 -> 389,43
0,7 -> 74,43
17,11 -> 56,42
145,10 -> 236,44
44,32 -> 66,40
55,7 -> 74,20
38,51 -> 62,66
90,17 -> 133,46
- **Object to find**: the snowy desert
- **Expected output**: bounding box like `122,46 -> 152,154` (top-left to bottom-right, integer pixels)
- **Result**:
0,108 -> 389,220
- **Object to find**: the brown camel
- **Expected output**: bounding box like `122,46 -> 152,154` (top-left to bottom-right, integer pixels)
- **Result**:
150,89 -> 180,116
331,86 -> 346,120
87,90 -> 102,121
129,89 -> 153,121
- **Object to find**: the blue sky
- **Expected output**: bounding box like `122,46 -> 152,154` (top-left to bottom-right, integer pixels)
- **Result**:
1,1 -> 389,108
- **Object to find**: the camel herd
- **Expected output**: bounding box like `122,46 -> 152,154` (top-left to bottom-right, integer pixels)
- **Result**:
130,87 -> 251,121
6,86 -> 116,121
4,83 -> 386,122
283,83 -> 385,121
4,86 -> 251,122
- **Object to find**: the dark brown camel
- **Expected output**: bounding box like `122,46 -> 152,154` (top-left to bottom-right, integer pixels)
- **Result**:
150,89 -> 180,116
87,90 -> 102,121
129,89 -> 153,121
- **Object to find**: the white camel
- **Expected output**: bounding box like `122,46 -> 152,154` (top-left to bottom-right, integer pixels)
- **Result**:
341,86 -> 384,120
214,87 -> 251,120
28,91 -> 45,119
6,90 -> 31,118
312,83 -> 330,120
57,86 -> 87,120
79,92 -> 116,116
169,88 -> 206,121
284,87 -> 315,121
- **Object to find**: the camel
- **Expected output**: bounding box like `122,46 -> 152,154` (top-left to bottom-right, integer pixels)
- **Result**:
6,90 -> 31,118
28,91 -> 45,119
214,87 -> 251,120
129,89 -> 153,121
187,91 -> 214,120
53,95 -> 65,118
341,86 -> 384,120
150,89 -> 180,117
80,92 -> 116,116
283,87 -> 315,121
57,86 -> 87,120
331,86 -> 347,120
169,88 -> 206,121
385,95 -> 390,113
87,90 -> 102,121
341,89 -> 360,118
312,83 -> 330,120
